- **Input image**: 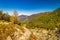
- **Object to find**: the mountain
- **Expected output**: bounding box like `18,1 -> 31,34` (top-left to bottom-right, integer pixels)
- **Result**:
18,7 -> 60,23
19,15 -> 29,22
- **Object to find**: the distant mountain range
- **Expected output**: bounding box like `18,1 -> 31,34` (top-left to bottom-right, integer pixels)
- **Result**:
19,7 -> 60,22
19,15 -> 29,22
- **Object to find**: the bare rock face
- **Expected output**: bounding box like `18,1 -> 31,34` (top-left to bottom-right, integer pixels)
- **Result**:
1,21 -> 60,40
55,28 -> 60,40
7,36 -> 12,40
18,27 -> 32,40
29,28 -> 60,40
11,28 -> 23,40
6,27 -> 32,40
6,27 -> 23,40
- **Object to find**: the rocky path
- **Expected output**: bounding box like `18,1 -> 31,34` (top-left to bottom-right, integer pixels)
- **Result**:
18,27 -> 31,40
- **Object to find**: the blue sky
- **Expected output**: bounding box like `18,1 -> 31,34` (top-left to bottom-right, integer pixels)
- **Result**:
0,0 -> 60,15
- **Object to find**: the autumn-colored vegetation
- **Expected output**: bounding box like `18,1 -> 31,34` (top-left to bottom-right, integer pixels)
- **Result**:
0,10 -> 21,25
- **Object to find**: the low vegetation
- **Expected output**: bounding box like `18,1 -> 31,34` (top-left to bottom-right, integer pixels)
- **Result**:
0,7 -> 60,40
27,7 -> 60,30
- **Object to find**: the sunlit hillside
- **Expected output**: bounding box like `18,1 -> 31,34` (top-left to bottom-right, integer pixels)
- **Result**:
0,8 -> 60,40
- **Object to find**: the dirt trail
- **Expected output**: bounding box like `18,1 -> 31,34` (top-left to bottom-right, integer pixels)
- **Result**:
18,27 -> 31,40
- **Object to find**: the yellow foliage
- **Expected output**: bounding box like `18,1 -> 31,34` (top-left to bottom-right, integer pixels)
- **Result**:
10,16 -> 15,23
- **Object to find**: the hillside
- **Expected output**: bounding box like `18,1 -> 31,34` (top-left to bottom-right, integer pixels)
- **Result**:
27,7 -> 60,30
0,11 -> 32,40
19,15 -> 29,22
0,8 -> 60,40
0,21 -> 32,40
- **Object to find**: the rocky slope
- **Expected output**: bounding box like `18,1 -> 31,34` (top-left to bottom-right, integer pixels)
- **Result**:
0,21 -> 60,40
0,21 -> 32,40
